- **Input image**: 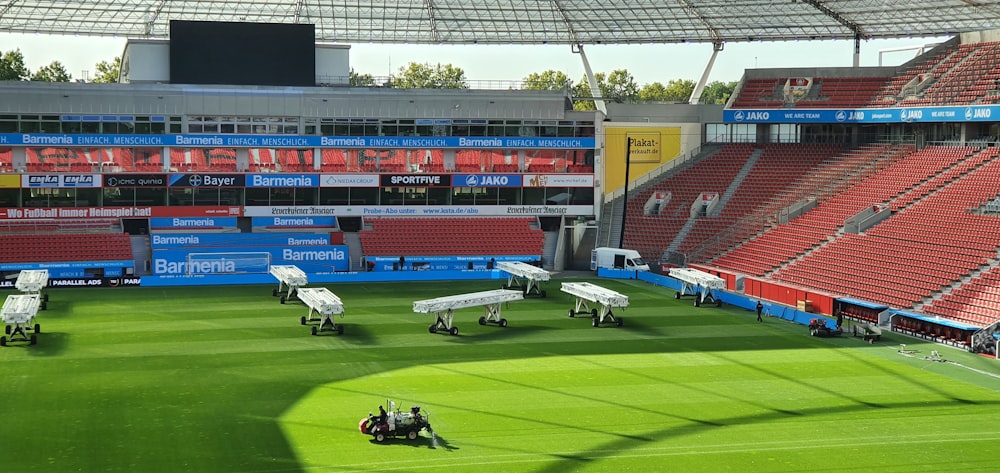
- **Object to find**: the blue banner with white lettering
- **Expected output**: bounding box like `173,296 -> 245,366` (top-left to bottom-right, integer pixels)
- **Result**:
150,232 -> 332,249
0,133 -> 595,149
452,174 -> 523,187
150,217 -> 239,230
365,254 -> 539,271
152,246 -> 349,275
246,174 -> 319,187
250,217 -> 337,229
724,105 -> 999,124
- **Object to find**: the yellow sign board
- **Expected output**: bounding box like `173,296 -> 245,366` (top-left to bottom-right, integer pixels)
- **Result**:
0,174 -> 20,188
604,126 -> 681,195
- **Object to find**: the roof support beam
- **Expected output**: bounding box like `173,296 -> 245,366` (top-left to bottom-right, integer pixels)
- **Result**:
293,0 -> 304,23
677,0 -> 722,45
144,0 -> 167,37
572,43 -> 606,115
690,41 -> 724,104
422,0 -> 441,42
801,0 -> 868,39
0,1 -> 21,20
551,0 -> 579,43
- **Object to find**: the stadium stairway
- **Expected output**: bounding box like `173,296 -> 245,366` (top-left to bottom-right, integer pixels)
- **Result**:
664,147 -> 764,256
344,231 -> 363,272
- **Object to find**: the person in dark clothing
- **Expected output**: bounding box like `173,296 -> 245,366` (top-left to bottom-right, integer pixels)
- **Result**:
756,301 -> 764,322
399,255 -> 406,271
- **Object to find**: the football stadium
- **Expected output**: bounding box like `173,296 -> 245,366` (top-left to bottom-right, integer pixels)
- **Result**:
2,2 -> 1000,472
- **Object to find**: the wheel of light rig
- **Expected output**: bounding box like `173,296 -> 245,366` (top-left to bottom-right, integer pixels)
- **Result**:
300,316 -> 307,325
499,318 -> 508,328
30,334 -> 37,345
568,309 -> 575,318
617,317 -> 624,327
540,290 -> 547,298
478,316 -> 487,325
280,296 -> 286,304
1,336 -> 6,346
4,325 -> 9,335
34,323 -> 40,333
449,327 -> 459,336
272,289 -> 278,297
429,324 -> 438,334
337,325 -> 344,335
311,326 -> 318,336
675,292 -> 681,299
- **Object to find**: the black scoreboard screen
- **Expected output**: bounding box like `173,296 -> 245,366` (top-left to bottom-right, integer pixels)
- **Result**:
169,20 -> 316,87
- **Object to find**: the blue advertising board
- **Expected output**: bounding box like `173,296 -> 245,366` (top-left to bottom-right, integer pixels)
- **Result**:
364,254 -> 539,272
724,104 -> 1000,124
150,217 -> 239,230
150,232 -> 332,249
152,246 -> 349,275
246,174 -> 319,187
250,217 -> 337,229
0,133 -> 595,149
452,174 -> 523,187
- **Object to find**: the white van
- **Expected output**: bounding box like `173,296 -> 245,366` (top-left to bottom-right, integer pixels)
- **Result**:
591,247 -> 651,272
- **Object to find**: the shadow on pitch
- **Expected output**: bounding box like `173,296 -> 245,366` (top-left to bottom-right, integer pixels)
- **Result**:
443,323 -> 555,343
20,330 -> 69,357
329,322 -> 377,346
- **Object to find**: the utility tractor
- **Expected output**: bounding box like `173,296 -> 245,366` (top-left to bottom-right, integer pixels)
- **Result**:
359,401 -> 433,443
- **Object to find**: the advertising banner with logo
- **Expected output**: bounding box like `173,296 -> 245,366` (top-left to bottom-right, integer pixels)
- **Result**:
250,216 -> 337,229
604,126 -> 682,195
522,174 -> 595,187
0,276 -> 142,288
169,174 -> 246,187
723,104 -> 1000,123
152,246 -> 349,275
319,174 -> 380,188
244,204 -> 594,217
246,174 -> 319,187
380,174 -> 452,187
103,174 -> 168,188
0,133 -> 595,149
150,217 -> 239,230
452,174 -> 522,187
0,260 -> 134,280
23,174 -> 102,188
0,205 -> 240,220
366,254 -> 539,272
150,232 -> 332,249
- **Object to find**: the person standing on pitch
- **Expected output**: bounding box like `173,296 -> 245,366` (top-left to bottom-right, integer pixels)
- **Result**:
756,301 -> 764,322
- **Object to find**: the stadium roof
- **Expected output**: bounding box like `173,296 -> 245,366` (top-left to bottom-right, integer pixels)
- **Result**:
1,0 -> 998,45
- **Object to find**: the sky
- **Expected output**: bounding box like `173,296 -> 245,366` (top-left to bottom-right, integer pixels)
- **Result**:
0,32 -> 950,85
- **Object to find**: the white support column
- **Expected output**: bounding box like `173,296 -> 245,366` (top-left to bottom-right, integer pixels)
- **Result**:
853,33 -> 861,68
573,44 -> 607,115
689,41 -> 724,105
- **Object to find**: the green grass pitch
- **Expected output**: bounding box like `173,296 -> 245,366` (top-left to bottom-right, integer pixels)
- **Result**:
2,278 -> 1000,472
